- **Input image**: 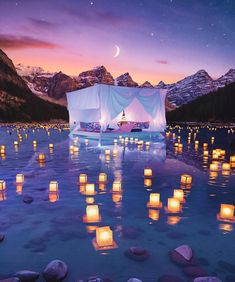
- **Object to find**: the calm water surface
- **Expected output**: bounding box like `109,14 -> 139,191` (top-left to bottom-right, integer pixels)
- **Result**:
0,125 -> 235,281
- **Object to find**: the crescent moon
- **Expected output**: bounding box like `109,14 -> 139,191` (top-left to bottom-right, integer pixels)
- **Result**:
114,45 -> 120,58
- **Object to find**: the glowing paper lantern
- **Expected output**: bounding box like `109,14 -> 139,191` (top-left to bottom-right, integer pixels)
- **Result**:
230,155 -> 235,163
105,149 -> 110,155
38,153 -> 45,162
144,168 -> 152,177
85,205 -> 100,223
203,143 -> 208,149
180,174 -> 192,185
95,226 -> 113,247
99,173 -> 107,183
114,139 -> 118,145
85,183 -> 95,195
49,144 -> 54,149
79,174 -> 88,184
85,139 -> 89,145
0,180 -> 6,191
33,140 -> 37,146
219,204 -> 234,221
173,189 -> 184,202
0,145 -> 6,154
167,198 -> 181,213
16,174 -> 24,184
112,180 -> 122,192
147,193 -> 162,208
49,181 -> 58,192
222,163 -> 231,171
210,163 -> 219,171
203,150 -> 209,157
14,141 -> 19,146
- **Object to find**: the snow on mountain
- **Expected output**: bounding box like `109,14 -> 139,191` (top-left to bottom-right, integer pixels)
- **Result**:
115,72 -> 138,87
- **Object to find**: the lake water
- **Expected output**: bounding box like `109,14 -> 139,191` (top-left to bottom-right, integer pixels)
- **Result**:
0,124 -> 235,282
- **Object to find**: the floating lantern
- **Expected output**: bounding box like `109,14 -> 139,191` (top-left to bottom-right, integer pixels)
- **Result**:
203,143 -> 208,149
16,174 -> 24,184
49,144 -> 54,149
173,189 -> 184,202
180,174 -> 192,185
0,145 -> 6,154
73,146 -> 79,153
178,144 -> 183,150
211,136 -> 215,144
203,150 -> 209,157
113,148 -> 118,157
222,163 -> 231,171
49,181 -> 58,192
195,140 -> 199,145
167,198 -> 181,213
230,155 -> 235,163
218,204 -> 234,221
112,180 -> 122,193
85,139 -> 89,145
85,183 -> 95,195
174,143 -> 179,147
210,163 -> 219,171
148,209 -> 160,221
144,168 -> 152,177
38,153 -> 45,162
147,193 -> 162,208
79,174 -> 87,184
99,173 -> 107,183
84,205 -> 100,223
114,139 -> 118,145
105,149 -> 110,155
33,140 -> 37,146
94,226 -> 116,249
0,180 -> 6,191
14,141 -> 19,146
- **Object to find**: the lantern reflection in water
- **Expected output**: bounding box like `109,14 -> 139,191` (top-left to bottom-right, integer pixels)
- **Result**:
144,178 -> 152,188
16,184 -> 23,195
167,216 -> 181,225
148,209 -> 160,221
0,191 -> 7,201
49,192 -> 59,203
219,223 -> 233,233
0,180 -> 6,191
93,226 -> 117,250
86,197 -> 95,204
112,193 -> 122,204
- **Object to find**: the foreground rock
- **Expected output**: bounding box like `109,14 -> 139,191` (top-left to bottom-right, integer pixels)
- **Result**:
127,279 -> 143,282
193,277 -> 222,282
87,277 -> 103,282
14,270 -> 39,281
43,260 -> 68,281
125,247 -> 149,261
183,266 -> 208,277
169,244 -> 198,266
23,195 -> 34,204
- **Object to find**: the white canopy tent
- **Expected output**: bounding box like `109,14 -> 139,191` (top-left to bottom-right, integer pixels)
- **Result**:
66,84 -> 167,134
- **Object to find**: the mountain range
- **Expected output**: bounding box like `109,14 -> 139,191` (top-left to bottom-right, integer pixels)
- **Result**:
1,48 -> 235,122
16,62 -> 235,109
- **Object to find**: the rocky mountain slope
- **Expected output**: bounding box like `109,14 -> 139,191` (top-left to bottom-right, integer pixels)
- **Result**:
0,49 -> 68,122
167,81 -> 235,122
15,61 -> 235,111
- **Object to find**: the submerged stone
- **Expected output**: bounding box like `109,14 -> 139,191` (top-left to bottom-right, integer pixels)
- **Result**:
193,277 -> 222,282
175,244 -> 193,261
14,270 -> 40,281
127,278 -> 143,282
0,232 -> 5,242
183,266 -> 208,277
43,260 -> 68,281
23,195 -> 34,204
125,247 -> 150,261
169,250 -> 198,266
218,261 -> 235,273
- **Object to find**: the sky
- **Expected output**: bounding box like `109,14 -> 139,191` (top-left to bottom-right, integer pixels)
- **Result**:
0,0 -> 235,84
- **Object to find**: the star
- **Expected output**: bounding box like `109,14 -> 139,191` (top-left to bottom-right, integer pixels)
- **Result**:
150,32 -> 154,37
90,1 -> 94,5
15,2 -> 18,6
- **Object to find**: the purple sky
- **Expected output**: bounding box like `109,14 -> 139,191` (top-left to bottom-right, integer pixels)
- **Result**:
0,0 -> 234,84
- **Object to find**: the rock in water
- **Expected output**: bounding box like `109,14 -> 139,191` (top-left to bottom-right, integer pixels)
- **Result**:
87,277 -> 103,282
183,266 -> 208,277
193,277 -> 222,282
23,195 -> 34,204
175,245 -> 193,261
0,232 -> 5,242
43,260 -> 68,281
127,278 -> 143,282
14,270 -> 40,281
